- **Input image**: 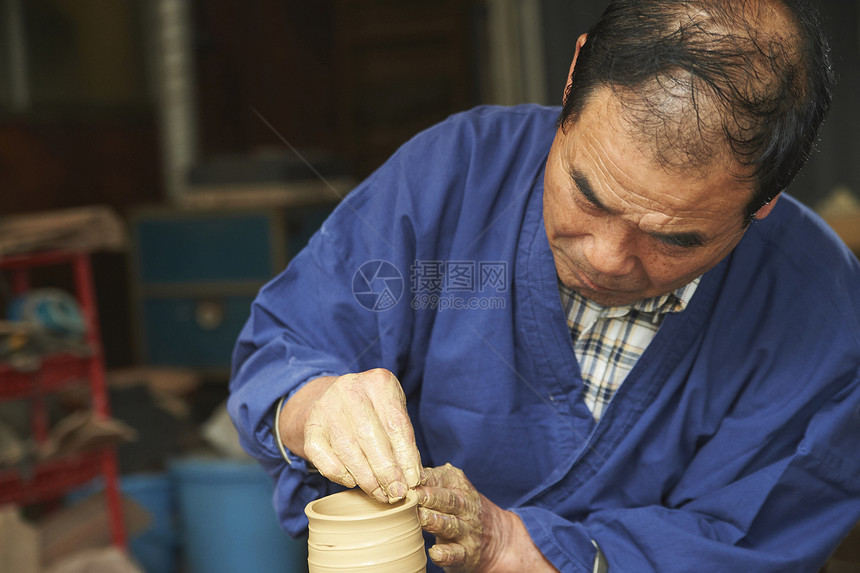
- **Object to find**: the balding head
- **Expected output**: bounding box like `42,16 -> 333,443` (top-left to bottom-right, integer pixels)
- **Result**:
560,0 -> 834,221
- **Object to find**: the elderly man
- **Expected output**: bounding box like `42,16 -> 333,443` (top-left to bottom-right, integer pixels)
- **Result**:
229,0 -> 860,571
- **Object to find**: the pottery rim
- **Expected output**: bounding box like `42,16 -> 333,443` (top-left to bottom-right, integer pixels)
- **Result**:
305,489 -> 419,522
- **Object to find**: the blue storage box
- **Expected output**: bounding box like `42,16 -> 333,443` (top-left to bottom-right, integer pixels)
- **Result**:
130,205 -> 335,376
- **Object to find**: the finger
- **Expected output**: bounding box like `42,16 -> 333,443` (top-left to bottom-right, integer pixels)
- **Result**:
350,396 -> 409,501
428,543 -> 466,568
322,424 -> 390,503
303,425 -> 356,488
351,419 -> 407,501
415,485 -> 468,515
385,412 -> 422,488
316,376 -> 404,503
419,507 -> 461,539
420,463 -> 467,489
372,375 -> 422,488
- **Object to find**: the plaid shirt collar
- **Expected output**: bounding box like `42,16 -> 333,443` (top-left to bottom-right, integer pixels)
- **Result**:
559,277 -> 701,322
629,278 -> 700,317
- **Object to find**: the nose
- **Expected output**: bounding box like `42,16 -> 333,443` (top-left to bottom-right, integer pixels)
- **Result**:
585,224 -> 637,277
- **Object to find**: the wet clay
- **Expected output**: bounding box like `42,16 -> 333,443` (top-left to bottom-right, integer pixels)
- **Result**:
305,489 -> 427,573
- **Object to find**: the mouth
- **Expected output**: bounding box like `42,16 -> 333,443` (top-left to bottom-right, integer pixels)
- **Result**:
576,270 -> 610,293
569,262 -> 648,300
569,264 -> 615,294
552,246 -> 646,303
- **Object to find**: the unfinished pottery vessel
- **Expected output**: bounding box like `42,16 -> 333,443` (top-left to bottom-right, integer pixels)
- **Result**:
305,489 -> 427,573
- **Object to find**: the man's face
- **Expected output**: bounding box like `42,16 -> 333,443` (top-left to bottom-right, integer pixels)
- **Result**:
544,88 -> 758,307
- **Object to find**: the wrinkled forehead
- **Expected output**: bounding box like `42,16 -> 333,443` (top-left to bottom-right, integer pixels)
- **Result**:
601,84 -> 751,183
567,88 -> 756,217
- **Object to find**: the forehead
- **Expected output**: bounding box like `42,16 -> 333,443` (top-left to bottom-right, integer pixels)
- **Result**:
559,88 -> 755,221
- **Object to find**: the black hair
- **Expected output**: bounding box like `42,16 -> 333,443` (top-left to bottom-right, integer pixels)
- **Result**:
559,0 -> 835,222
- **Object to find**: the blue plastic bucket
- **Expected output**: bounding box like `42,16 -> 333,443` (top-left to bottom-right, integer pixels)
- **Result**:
123,474 -> 176,573
67,473 -> 176,573
169,458 -> 307,573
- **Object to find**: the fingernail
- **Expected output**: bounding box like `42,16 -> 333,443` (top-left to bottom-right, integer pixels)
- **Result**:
428,545 -> 444,563
405,467 -> 420,487
388,480 -> 406,500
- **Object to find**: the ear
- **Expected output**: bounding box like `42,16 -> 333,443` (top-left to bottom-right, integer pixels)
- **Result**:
754,193 -> 781,221
563,34 -> 589,99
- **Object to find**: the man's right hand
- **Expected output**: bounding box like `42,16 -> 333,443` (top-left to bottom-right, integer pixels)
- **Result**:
277,368 -> 422,504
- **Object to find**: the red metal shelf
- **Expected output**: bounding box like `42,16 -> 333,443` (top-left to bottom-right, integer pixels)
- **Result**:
0,249 -> 125,547
0,352 -> 92,402
0,450 -> 107,505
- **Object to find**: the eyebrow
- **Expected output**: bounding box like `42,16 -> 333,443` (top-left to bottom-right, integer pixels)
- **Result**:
570,169 -> 612,213
649,230 -> 707,248
569,168 -> 709,248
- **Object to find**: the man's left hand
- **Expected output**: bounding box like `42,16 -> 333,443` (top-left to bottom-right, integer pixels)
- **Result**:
415,463 -> 489,571
416,463 -> 558,573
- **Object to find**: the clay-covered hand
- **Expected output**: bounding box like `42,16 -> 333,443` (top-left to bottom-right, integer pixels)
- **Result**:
303,368 -> 422,504
415,463 -> 510,572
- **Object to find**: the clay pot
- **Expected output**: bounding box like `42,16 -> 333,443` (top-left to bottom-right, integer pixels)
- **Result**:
305,489 -> 427,573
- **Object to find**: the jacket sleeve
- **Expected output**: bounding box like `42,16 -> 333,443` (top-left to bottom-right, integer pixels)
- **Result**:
226,118 -> 451,535
514,371 -> 860,572
226,216 -> 382,535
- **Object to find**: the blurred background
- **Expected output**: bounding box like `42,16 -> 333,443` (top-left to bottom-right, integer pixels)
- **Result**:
0,1 -> 857,572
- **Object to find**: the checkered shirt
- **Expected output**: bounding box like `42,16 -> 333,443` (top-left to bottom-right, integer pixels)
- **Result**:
558,277 -> 700,421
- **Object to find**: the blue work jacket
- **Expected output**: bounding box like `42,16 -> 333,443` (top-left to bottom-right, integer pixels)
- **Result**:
229,105 -> 860,572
